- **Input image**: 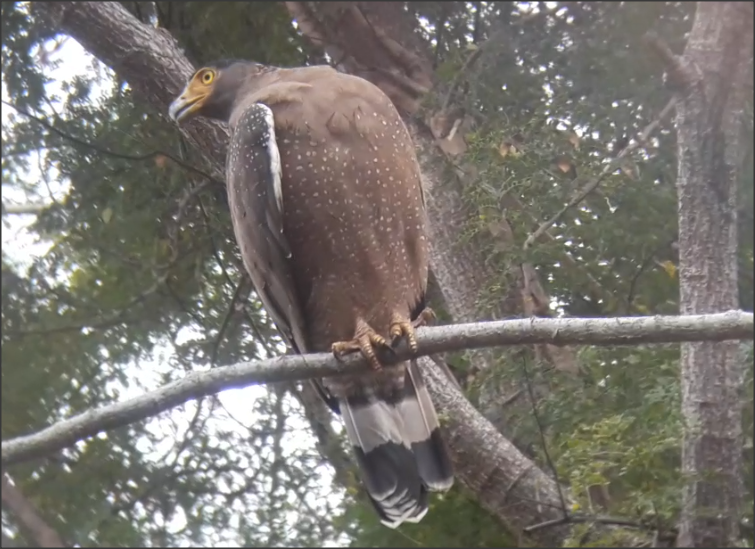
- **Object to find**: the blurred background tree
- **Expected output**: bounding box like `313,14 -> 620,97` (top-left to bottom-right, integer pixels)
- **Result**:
1,1 -> 752,546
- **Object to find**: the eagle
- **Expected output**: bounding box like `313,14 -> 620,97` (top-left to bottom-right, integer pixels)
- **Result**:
168,60 -> 453,527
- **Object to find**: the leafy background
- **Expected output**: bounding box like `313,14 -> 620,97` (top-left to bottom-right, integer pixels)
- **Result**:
1,1 -> 752,547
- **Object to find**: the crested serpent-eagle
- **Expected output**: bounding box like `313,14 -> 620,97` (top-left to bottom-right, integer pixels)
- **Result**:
169,60 -> 453,527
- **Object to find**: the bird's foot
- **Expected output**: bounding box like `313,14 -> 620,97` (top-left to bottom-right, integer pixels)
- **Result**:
332,319 -> 390,371
389,308 -> 436,352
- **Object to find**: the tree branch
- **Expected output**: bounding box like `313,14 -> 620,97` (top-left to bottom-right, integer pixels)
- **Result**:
524,512 -> 676,543
4,275 -> 168,338
523,97 -> 677,250
1,473 -> 65,547
1,203 -> 51,215
2,311 -> 751,468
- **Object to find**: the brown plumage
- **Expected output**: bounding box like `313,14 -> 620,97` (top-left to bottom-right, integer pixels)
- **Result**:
169,60 -> 453,527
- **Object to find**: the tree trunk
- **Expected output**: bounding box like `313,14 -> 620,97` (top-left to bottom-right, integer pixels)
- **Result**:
656,2 -> 752,546
32,2 -> 574,543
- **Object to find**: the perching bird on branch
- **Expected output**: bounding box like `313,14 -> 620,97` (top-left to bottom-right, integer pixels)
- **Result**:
169,60 -> 453,527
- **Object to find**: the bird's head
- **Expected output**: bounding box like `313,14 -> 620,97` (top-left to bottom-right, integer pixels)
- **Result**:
168,60 -> 269,124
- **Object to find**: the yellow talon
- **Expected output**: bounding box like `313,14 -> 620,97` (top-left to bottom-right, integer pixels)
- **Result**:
331,319 -> 390,370
387,315 -> 416,353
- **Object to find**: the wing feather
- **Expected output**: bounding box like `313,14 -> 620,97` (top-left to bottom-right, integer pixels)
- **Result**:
227,100 -> 341,414
226,103 -> 306,353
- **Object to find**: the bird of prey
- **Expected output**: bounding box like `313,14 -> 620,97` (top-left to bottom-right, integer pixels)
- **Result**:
169,60 -> 453,527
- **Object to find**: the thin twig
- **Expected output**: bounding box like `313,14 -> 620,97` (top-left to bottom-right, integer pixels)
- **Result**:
3,100 -> 223,185
440,46 -> 484,113
520,358 -> 569,516
524,512 -> 677,544
523,98 -> 677,250
441,4 -> 562,113
209,276 -> 246,367
507,193 -> 612,306
2,311 -> 752,467
4,277 -> 167,337
625,240 -> 674,314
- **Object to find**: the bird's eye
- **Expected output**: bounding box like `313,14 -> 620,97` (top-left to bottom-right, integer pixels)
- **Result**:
201,71 -> 214,85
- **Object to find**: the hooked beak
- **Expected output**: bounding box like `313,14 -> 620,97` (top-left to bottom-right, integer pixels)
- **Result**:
168,90 -> 204,123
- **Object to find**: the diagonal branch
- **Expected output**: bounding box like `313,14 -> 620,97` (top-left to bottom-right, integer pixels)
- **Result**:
1,473 -> 65,547
2,311 -> 751,468
643,32 -> 696,91
522,97 -> 677,250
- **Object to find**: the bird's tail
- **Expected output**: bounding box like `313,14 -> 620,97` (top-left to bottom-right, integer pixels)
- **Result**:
339,360 -> 454,528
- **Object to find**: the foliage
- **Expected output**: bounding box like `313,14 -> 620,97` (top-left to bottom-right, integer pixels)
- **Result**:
419,1 -> 753,546
2,2 -> 337,546
1,1 -> 752,547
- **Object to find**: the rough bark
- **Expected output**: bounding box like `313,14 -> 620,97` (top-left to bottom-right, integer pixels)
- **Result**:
652,2 -> 753,546
285,1 -> 582,437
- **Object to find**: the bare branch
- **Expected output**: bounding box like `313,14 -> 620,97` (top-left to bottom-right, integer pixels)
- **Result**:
1,203 -> 51,215
522,511 -> 749,545
440,45 -> 484,113
524,512 -> 675,542
2,311 -> 751,468
522,97 -> 677,250
1,473 -> 65,547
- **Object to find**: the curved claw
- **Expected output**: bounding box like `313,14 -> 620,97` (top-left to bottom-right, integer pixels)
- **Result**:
389,308 -> 435,352
389,319 -> 417,352
332,321 -> 389,370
